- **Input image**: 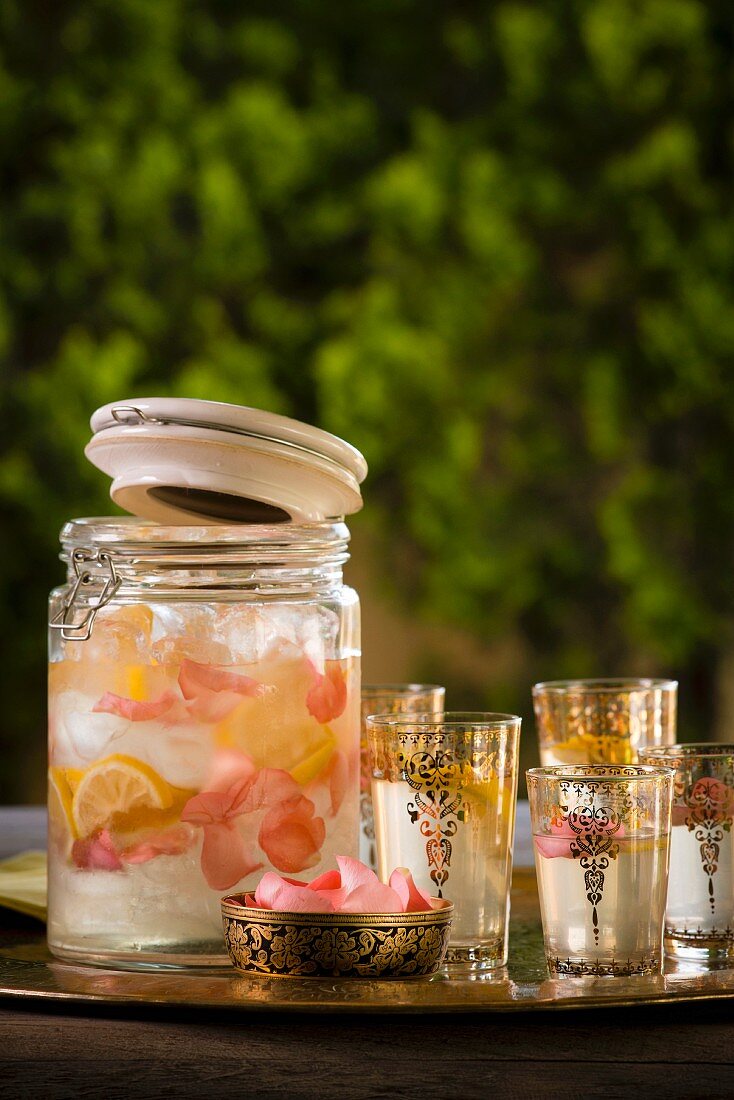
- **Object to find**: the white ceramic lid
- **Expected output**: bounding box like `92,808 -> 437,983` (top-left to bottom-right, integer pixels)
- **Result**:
85,398 -> 367,524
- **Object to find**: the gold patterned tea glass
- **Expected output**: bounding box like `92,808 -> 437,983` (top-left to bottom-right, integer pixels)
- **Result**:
360,685 -> 445,870
527,764 -> 673,977
533,679 -> 677,766
367,712 -> 520,970
639,744 -> 734,963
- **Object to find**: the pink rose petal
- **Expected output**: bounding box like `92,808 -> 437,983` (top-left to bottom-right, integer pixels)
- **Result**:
336,854 -> 378,896
691,777 -> 734,820
305,660 -> 347,724
307,870 -> 341,892
534,816 -> 626,859
254,870 -> 293,910
390,872 -> 409,911
339,881 -> 405,914
122,825 -> 193,864
389,868 -> 433,912
672,778 -> 734,826
72,829 -> 123,871
672,803 -> 689,826
186,693 -> 244,723
179,658 -> 264,699
182,772 -> 283,827
254,872 -> 335,913
304,868 -> 349,908
259,795 -> 325,874
534,818 -> 578,859
206,750 -> 257,794
179,659 -> 265,723
232,768 -> 300,815
200,821 -> 263,891
92,690 -> 180,722
248,857 -> 435,914
181,788 -> 233,827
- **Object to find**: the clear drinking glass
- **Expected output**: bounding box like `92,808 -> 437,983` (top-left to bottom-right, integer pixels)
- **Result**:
360,685 -> 445,869
47,518 -> 360,969
533,679 -> 677,766
639,744 -> 734,962
527,764 -> 673,977
367,712 -> 520,970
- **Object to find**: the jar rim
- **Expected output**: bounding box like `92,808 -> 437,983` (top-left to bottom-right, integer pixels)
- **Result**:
59,516 -> 350,550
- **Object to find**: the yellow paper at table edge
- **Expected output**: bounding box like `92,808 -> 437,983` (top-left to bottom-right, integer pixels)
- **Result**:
0,850 -> 47,921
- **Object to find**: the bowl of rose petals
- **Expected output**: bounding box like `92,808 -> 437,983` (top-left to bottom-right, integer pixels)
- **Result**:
221,856 -> 453,979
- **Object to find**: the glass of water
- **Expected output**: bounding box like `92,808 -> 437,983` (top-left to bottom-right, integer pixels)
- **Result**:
527,764 -> 673,977
533,679 -> 677,766
359,684 -> 445,869
640,744 -> 734,963
367,711 -> 520,970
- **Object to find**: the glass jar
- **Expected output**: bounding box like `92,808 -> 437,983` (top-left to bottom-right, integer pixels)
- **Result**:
47,518 -> 360,969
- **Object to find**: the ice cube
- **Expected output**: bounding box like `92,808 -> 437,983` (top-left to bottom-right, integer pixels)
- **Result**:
118,719 -> 213,789
149,603 -> 231,665
50,686 -> 212,787
63,604 -> 153,665
52,691 -> 128,765
216,603 -> 341,667
213,604 -> 271,665
298,605 -> 341,667
49,848 -> 223,943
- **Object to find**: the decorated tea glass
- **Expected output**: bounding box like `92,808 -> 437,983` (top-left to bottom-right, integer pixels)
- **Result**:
47,519 -> 361,969
533,679 -> 677,766
360,685 -> 445,869
367,712 -> 520,970
639,744 -> 734,962
527,764 -> 673,977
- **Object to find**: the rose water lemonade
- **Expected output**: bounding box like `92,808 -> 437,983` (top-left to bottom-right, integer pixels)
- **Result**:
666,795 -> 734,953
668,826 -> 733,936
534,822 -> 668,974
372,774 -> 514,964
48,600 -> 359,966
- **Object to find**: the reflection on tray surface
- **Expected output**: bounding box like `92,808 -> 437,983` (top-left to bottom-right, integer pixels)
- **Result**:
2,870 -> 734,1011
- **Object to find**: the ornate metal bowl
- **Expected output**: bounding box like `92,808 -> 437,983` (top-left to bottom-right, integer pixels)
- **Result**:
221,896 -> 453,979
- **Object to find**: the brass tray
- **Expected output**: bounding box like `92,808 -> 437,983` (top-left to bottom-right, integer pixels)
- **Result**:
1,869 -> 733,1014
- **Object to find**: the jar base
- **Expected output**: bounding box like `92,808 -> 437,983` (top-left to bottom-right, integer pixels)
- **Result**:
48,938 -> 231,972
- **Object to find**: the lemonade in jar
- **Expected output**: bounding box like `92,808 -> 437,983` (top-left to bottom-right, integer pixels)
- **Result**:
47,400 -> 366,968
48,520 -> 360,967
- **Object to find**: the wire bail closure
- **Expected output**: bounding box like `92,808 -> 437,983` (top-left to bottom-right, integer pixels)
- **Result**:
49,546 -> 121,641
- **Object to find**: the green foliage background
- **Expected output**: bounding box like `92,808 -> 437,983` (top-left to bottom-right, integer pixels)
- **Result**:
1,1 -> 733,799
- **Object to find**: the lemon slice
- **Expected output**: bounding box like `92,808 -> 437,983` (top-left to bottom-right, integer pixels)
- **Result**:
64,767 -> 84,793
462,775 -> 515,820
289,728 -> 337,786
72,754 -> 174,837
550,733 -> 634,765
48,767 -> 79,840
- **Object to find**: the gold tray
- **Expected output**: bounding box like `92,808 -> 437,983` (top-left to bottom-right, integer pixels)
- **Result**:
1,869 -> 733,1014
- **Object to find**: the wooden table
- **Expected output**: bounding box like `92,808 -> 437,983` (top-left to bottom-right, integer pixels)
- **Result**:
1,808 -> 733,1099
